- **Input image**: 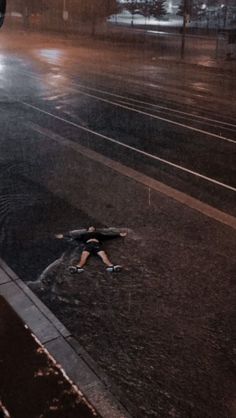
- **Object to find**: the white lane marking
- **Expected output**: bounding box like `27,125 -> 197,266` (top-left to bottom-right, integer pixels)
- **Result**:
28,122 -> 236,231
69,81 -> 236,130
21,100 -> 236,192
65,87 -> 236,145
18,67 -> 235,144
115,99 -> 236,135
18,69 -> 236,132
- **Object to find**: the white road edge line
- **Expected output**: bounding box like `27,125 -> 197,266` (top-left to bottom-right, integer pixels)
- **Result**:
21,100 -> 236,192
28,122 -> 236,231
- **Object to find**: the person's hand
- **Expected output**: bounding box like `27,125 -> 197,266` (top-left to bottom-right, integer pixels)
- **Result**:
55,233 -> 64,239
120,232 -> 127,237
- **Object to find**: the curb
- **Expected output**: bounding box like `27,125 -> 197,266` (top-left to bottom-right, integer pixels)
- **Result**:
0,258 -> 132,418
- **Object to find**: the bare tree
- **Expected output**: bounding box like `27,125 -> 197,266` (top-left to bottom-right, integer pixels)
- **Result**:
125,0 -> 139,26
139,0 -> 152,25
150,0 -> 167,19
74,0 -> 120,36
139,0 -> 167,24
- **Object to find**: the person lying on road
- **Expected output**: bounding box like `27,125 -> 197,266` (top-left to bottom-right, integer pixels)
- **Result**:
55,226 -> 127,273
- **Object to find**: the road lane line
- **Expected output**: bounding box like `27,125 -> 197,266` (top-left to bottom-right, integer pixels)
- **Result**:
27,122 -> 236,231
18,68 -> 231,123
69,81 -> 236,130
21,100 -> 236,193
115,99 -> 236,133
17,69 -> 236,134
66,88 -> 236,145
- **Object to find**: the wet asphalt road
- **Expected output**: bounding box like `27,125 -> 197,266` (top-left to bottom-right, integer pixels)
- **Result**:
0,30 -> 236,215
0,30 -> 236,418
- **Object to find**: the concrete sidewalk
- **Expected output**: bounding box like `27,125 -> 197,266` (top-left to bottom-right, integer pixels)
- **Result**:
0,259 -> 131,418
0,295 -> 99,418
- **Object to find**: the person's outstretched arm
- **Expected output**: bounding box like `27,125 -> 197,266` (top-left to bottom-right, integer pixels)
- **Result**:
55,228 -> 87,240
98,231 -> 127,241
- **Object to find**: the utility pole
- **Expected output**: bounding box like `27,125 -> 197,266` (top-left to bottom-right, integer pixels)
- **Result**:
0,0 -> 6,28
181,0 -> 188,59
63,0 -> 68,21
223,0 -> 228,30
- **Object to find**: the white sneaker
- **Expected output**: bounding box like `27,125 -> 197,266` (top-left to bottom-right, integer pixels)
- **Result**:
106,265 -> 122,272
69,266 -> 84,274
